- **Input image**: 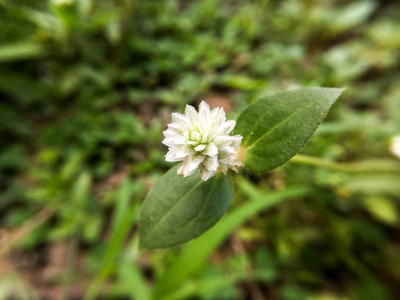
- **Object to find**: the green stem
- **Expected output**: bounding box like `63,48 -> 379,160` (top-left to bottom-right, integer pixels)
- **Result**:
291,154 -> 400,173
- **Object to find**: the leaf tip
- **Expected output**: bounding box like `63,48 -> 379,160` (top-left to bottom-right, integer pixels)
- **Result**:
328,86 -> 346,95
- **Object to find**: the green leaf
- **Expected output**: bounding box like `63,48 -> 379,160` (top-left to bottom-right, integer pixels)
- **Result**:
235,87 -> 344,173
363,197 -> 398,226
0,43 -> 45,62
139,166 -> 233,249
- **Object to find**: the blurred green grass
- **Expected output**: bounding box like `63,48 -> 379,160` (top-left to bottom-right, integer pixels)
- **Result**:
1,0 -> 400,299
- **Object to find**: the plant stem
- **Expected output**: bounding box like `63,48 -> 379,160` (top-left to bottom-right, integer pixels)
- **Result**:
291,154 -> 400,173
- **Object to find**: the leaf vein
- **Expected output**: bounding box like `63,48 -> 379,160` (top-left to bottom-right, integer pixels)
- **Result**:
181,177 -> 221,232
143,179 -> 203,240
246,102 -> 315,151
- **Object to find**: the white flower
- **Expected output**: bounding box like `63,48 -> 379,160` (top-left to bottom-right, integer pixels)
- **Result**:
390,135 -> 400,158
163,101 -> 243,181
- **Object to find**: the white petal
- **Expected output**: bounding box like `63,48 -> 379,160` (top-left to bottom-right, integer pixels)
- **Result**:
203,155 -> 219,172
177,161 -> 188,176
174,136 -> 186,145
162,137 -> 175,147
198,101 -> 211,119
200,166 -> 215,181
166,152 -> 180,162
217,120 -> 236,135
187,155 -> 205,173
177,156 -> 202,177
230,135 -> 243,148
194,144 -> 207,152
218,151 -> 232,161
176,161 -> 187,176
211,107 -> 225,126
219,145 -> 235,155
163,128 -> 179,138
165,147 -> 189,162
163,136 -> 186,147
203,143 -> 218,157
213,135 -> 231,146
201,130 -> 210,144
185,104 -> 199,125
172,112 -> 189,125
168,122 -> 185,131
218,163 -> 229,174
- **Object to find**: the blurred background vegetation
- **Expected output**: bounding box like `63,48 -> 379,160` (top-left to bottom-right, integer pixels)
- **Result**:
1,0 -> 400,299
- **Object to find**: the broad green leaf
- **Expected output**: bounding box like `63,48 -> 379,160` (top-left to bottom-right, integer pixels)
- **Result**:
235,87 -> 344,173
139,166 -> 232,249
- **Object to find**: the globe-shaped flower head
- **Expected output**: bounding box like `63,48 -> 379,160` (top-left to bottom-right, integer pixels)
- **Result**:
163,101 -> 243,181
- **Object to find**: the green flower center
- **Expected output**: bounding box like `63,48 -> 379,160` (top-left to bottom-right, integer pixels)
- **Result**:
190,130 -> 202,143
188,129 -> 209,152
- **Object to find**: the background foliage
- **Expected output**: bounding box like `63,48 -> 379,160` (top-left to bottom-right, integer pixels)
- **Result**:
1,0 -> 400,299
